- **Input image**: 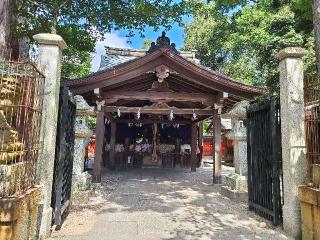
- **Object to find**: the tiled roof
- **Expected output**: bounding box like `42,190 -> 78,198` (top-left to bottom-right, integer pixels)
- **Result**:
99,54 -> 138,71
98,47 -> 200,71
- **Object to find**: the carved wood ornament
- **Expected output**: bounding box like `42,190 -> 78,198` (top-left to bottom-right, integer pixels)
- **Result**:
155,65 -> 170,83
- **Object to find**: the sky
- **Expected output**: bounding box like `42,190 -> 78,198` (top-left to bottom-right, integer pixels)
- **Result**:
91,19 -> 191,72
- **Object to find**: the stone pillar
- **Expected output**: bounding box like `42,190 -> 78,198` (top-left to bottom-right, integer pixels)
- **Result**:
277,47 -> 308,238
213,112 -> 222,184
33,33 -> 67,238
232,121 -> 247,176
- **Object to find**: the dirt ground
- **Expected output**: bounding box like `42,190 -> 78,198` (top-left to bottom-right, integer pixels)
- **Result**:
49,166 -> 288,240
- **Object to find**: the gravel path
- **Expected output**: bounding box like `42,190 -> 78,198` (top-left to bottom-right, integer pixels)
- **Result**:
49,167 -> 288,240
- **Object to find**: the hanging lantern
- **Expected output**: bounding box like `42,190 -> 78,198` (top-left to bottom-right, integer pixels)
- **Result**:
161,123 -> 164,129
137,108 -> 141,120
169,110 -> 174,120
117,108 -> 121,117
192,109 -> 197,120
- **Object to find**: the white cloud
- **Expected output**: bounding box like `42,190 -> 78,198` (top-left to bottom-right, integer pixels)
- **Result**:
91,32 -> 131,72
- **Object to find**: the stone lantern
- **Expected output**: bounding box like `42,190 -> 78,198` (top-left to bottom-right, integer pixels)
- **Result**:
220,100 -> 249,201
72,95 -> 94,203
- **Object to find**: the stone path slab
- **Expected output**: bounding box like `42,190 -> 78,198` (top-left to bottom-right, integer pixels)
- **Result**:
49,167 -> 288,240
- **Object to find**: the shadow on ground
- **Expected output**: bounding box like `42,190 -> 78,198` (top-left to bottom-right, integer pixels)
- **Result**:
50,167 -> 288,240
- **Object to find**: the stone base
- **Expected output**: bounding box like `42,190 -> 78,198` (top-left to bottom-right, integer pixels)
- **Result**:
37,204 -> 53,239
220,173 -> 248,202
225,173 -> 247,192
71,172 -> 93,204
298,186 -> 320,240
0,187 -> 41,240
72,172 -> 92,191
312,164 -> 320,188
220,186 -> 248,202
71,190 -> 92,205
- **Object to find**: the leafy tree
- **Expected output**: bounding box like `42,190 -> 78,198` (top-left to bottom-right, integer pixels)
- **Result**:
184,0 -> 314,93
312,0 -> 320,75
1,0 -> 191,77
87,116 -> 97,130
202,120 -> 211,136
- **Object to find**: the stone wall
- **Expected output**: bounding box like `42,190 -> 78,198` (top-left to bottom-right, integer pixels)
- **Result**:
298,165 -> 320,240
0,187 -> 41,240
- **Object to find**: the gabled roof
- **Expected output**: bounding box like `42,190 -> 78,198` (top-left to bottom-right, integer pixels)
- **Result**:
63,47 -> 265,100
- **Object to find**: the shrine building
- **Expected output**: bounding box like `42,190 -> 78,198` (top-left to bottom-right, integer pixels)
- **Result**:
62,32 -> 264,183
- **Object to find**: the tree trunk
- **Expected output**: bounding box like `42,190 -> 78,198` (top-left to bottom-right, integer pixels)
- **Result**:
0,0 -> 13,59
313,0 -> 320,76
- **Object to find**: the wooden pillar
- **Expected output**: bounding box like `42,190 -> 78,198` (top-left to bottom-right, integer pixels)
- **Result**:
124,137 -> 130,168
198,122 -> 204,166
175,138 -> 181,167
191,122 -> 197,172
109,119 -> 117,169
93,111 -> 105,182
198,122 -> 203,145
213,111 -> 222,184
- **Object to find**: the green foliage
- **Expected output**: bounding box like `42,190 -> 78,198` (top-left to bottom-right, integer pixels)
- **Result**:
304,33 -> 317,77
141,39 -> 153,50
202,120 -> 211,136
14,0 -> 191,78
184,0 -> 315,94
87,116 -> 97,130
58,25 -> 94,78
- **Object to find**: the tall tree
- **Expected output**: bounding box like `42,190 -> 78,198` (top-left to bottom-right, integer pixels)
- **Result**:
312,0 -> 320,75
2,0 -> 191,77
0,0 -> 13,59
184,0 -> 313,93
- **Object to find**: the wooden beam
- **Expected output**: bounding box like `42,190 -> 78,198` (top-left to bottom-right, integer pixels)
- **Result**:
168,75 -> 213,94
104,106 -> 213,116
112,78 -> 154,92
193,115 -> 211,123
93,111 -> 105,182
103,90 -> 215,105
116,118 -> 192,125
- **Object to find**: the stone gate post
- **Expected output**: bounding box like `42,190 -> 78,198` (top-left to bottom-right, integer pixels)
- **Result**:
277,47 -> 308,238
33,33 -> 67,238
